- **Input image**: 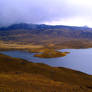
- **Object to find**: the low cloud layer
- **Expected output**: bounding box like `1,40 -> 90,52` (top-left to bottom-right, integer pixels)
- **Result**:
0,0 -> 92,27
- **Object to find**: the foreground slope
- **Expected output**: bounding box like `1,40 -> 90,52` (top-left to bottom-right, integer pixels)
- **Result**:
0,54 -> 92,92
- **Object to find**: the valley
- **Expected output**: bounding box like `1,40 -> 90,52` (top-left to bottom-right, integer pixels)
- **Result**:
1,24 -> 92,92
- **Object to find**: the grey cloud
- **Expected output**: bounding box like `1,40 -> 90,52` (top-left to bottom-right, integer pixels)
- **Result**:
0,0 -> 92,27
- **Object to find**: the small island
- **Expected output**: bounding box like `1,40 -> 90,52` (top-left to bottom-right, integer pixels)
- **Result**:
34,49 -> 69,58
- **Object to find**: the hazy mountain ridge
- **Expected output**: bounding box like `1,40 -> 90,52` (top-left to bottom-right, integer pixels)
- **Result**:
0,23 -> 92,40
1,23 -> 92,49
0,23 -> 91,31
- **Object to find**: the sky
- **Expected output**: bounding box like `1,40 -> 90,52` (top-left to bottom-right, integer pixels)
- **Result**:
0,0 -> 92,27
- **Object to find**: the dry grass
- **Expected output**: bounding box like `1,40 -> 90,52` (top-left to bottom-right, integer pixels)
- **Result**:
0,54 -> 92,92
0,73 -> 87,92
34,49 -> 68,58
0,41 -> 44,51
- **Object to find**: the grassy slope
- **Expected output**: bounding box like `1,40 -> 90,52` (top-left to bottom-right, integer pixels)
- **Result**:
1,27 -> 92,50
0,54 -> 92,92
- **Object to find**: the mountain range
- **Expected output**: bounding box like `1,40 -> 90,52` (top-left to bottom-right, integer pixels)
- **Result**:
1,23 -> 92,48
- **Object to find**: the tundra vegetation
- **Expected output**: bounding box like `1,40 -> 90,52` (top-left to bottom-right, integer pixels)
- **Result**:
34,49 -> 69,58
0,54 -> 92,92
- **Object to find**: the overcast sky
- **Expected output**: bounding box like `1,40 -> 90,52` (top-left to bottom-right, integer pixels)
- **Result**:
0,0 -> 92,27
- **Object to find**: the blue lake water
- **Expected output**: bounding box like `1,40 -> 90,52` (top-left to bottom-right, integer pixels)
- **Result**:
0,49 -> 92,75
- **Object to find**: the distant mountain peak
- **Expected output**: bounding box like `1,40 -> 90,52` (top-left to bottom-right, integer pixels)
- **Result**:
0,23 -> 92,31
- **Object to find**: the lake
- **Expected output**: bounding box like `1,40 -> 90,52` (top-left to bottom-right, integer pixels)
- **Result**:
0,48 -> 92,75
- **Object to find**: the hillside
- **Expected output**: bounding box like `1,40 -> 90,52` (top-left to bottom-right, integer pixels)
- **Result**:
0,54 -> 92,92
1,24 -> 92,41
0,23 -> 92,50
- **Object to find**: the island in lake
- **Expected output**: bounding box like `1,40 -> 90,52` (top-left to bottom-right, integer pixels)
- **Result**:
34,49 -> 69,58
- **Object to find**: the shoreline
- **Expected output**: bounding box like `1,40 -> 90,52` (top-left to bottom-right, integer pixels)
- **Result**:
0,53 -> 92,91
0,53 -> 91,75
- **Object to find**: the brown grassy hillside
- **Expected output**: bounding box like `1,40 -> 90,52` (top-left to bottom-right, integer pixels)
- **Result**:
0,54 -> 92,92
1,24 -> 92,50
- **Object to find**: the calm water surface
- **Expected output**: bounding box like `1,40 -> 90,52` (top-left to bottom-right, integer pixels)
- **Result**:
1,49 -> 92,75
